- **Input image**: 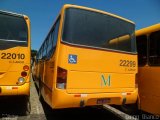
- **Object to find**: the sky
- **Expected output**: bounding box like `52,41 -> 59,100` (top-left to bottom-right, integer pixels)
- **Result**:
0,0 -> 160,50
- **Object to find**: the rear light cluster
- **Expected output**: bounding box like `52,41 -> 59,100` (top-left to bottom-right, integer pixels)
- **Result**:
18,65 -> 29,84
56,67 -> 67,89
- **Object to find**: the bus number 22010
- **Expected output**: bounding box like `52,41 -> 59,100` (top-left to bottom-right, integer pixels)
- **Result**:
1,53 -> 25,59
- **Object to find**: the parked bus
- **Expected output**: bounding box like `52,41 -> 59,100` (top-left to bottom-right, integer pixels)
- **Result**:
0,10 -> 31,114
136,23 -> 160,115
34,4 -> 138,109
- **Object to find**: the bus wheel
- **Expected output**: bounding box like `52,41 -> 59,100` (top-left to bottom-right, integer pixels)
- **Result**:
121,103 -> 138,115
38,81 -> 43,101
23,96 -> 31,115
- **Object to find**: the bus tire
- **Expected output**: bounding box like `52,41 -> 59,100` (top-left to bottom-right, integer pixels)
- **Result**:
120,103 -> 138,115
38,80 -> 43,101
22,96 -> 31,115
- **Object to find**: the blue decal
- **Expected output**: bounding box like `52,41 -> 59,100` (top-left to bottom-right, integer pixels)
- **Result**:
68,54 -> 77,64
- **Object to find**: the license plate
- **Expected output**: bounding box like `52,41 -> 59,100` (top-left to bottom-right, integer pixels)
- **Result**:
97,98 -> 111,104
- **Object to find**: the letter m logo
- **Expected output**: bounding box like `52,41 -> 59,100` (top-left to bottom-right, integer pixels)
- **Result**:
101,74 -> 111,87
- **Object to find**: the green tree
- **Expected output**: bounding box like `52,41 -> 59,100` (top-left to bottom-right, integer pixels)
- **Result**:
31,49 -> 37,58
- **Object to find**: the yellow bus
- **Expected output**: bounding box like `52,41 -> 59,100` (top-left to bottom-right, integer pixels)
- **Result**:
0,10 -> 31,114
35,4 -> 138,109
136,23 -> 160,115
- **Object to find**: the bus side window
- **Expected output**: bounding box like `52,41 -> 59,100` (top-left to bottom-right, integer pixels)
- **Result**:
136,35 -> 147,66
47,34 -> 52,58
149,30 -> 160,66
47,17 -> 60,58
42,41 -> 47,59
53,19 -> 60,50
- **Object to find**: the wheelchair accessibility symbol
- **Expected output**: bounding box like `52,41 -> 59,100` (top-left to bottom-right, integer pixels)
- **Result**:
68,54 -> 77,64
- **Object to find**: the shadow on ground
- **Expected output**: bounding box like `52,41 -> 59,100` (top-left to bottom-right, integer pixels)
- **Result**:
0,96 -> 28,118
40,98 -> 122,120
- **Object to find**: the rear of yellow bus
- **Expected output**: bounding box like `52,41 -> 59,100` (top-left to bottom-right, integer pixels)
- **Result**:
0,11 -> 30,114
52,5 -> 138,109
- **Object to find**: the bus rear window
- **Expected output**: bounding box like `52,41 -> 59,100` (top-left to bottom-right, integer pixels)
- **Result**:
62,8 -> 136,53
0,13 -> 28,46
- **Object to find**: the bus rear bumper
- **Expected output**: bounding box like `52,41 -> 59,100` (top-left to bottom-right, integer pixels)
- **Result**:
0,82 -> 30,96
52,88 -> 138,109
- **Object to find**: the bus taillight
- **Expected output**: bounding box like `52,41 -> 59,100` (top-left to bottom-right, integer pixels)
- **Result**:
56,67 -> 67,89
23,65 -> 29,71
21,71 -> 27,77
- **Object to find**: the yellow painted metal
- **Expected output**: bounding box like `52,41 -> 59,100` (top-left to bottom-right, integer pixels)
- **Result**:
136,23 -> 160,115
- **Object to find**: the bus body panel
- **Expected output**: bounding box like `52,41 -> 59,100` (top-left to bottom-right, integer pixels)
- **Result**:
57,44 -> 137,93
67,71 -> 135,91
48,42 -> 138,108
138,66 -> 160,115
0,82 -> 30,96
58,44 -> 137,74
0,47 -> 30,86
136,24 -> 160,36
51,88 -> 138,109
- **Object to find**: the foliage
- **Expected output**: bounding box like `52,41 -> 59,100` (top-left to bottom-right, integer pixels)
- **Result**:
31,49 -> 37,58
